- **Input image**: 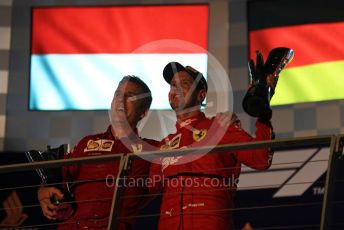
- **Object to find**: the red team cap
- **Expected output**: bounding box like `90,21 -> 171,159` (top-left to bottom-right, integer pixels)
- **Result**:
163,62 -> 208,92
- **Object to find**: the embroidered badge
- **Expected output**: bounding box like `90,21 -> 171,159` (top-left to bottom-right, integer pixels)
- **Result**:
85,139 -> 114,152
160,134 -> 181,150
131,144 -> 143,154
234,120 -> 242,130
192,129 -> 207,142
102,141 -> 113,149
160,144 -> 170,150
179,118 -> 197,128
161,156 -> 183,172
85,140 -> 100,151
169,134 -> 181,149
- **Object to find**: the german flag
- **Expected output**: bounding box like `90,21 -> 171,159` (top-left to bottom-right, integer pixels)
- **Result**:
248,0 -> 344,106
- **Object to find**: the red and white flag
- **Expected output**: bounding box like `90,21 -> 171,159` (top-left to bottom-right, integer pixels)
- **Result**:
30,5 -> 209,110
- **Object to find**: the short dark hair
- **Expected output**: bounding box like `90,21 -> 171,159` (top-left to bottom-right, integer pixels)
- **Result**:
119,75 -> 152,110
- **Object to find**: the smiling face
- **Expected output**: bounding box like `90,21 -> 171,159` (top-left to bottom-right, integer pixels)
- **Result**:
110,81 -> 147,129
168,71 -> 206,113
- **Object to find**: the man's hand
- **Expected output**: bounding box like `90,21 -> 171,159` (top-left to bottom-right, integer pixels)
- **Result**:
215,112 -> 240,128
0,191 -> 28,227
38,186 -> 64,220
248,50 -> 265,86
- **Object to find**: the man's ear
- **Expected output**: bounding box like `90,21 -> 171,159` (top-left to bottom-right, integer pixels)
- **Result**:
140,108 -> 149,120
197,89 -> 206,103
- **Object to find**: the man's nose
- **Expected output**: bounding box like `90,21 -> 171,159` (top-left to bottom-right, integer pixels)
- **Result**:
115,94 -> 125,102
113,97 -> 125,108
170,86 -> 181,94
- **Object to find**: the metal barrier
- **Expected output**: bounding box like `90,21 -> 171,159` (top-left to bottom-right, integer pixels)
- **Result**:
0,135 -> 342,230
321,134 -> 344,230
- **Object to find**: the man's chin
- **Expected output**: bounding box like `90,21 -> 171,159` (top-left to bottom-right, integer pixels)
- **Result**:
111,117 -> 129,125
172,106 -> 188,114
170,104 -> 183,112
173,105 -> 201,115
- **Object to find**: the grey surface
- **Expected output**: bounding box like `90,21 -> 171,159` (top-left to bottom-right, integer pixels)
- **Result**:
0,137 -> 3,150
0,50 -> 10,70
0,3 -> 12,150
0,94 -> 6,114
232,90 -> 246,113
229,45 -> 248,68
294,107 -> 316,131
0,6 -> 11,25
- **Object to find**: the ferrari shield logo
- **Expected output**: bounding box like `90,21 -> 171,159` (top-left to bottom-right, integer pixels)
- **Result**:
193,129 -> 207,142
131,144 -> 143,154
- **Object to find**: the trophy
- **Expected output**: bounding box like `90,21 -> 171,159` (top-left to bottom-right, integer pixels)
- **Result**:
25,144 -> 75,209
242,47 -> 294,118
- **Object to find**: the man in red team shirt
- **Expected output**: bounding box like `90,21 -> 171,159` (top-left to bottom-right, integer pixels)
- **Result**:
150,62 -> 274,230
38,76 -> 159,229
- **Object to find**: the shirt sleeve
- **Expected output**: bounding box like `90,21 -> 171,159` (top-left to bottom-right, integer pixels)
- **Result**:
222,118 -> 274,170
62,137 -> 87,184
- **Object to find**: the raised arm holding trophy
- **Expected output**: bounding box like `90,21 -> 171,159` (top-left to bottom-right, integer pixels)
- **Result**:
242,47 -> 294,118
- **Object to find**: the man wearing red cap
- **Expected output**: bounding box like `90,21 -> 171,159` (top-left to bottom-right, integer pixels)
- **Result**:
150,62 -> 274,229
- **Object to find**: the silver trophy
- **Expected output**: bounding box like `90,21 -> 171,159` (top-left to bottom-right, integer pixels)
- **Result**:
242,47 -> 294,118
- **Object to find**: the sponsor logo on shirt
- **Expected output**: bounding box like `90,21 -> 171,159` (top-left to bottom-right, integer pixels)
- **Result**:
161,156 -> 183,172
84,139 -> 114,152
179,118 -> 197,128
86,140 -> 99,150
160,134 -> 181,150
131,144 -> 143,154
102,141 -> 113,149
192,129 -> 207,142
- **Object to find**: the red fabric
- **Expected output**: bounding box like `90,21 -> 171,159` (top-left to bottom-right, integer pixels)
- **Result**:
31,5 -> 208,54
58,126 -> 158,230
150,113 -> 274,230
159,176 -> 234,230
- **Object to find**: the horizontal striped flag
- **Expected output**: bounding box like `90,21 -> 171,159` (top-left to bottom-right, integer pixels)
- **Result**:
30,5 -> 209,110
248,0 -> 344,106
